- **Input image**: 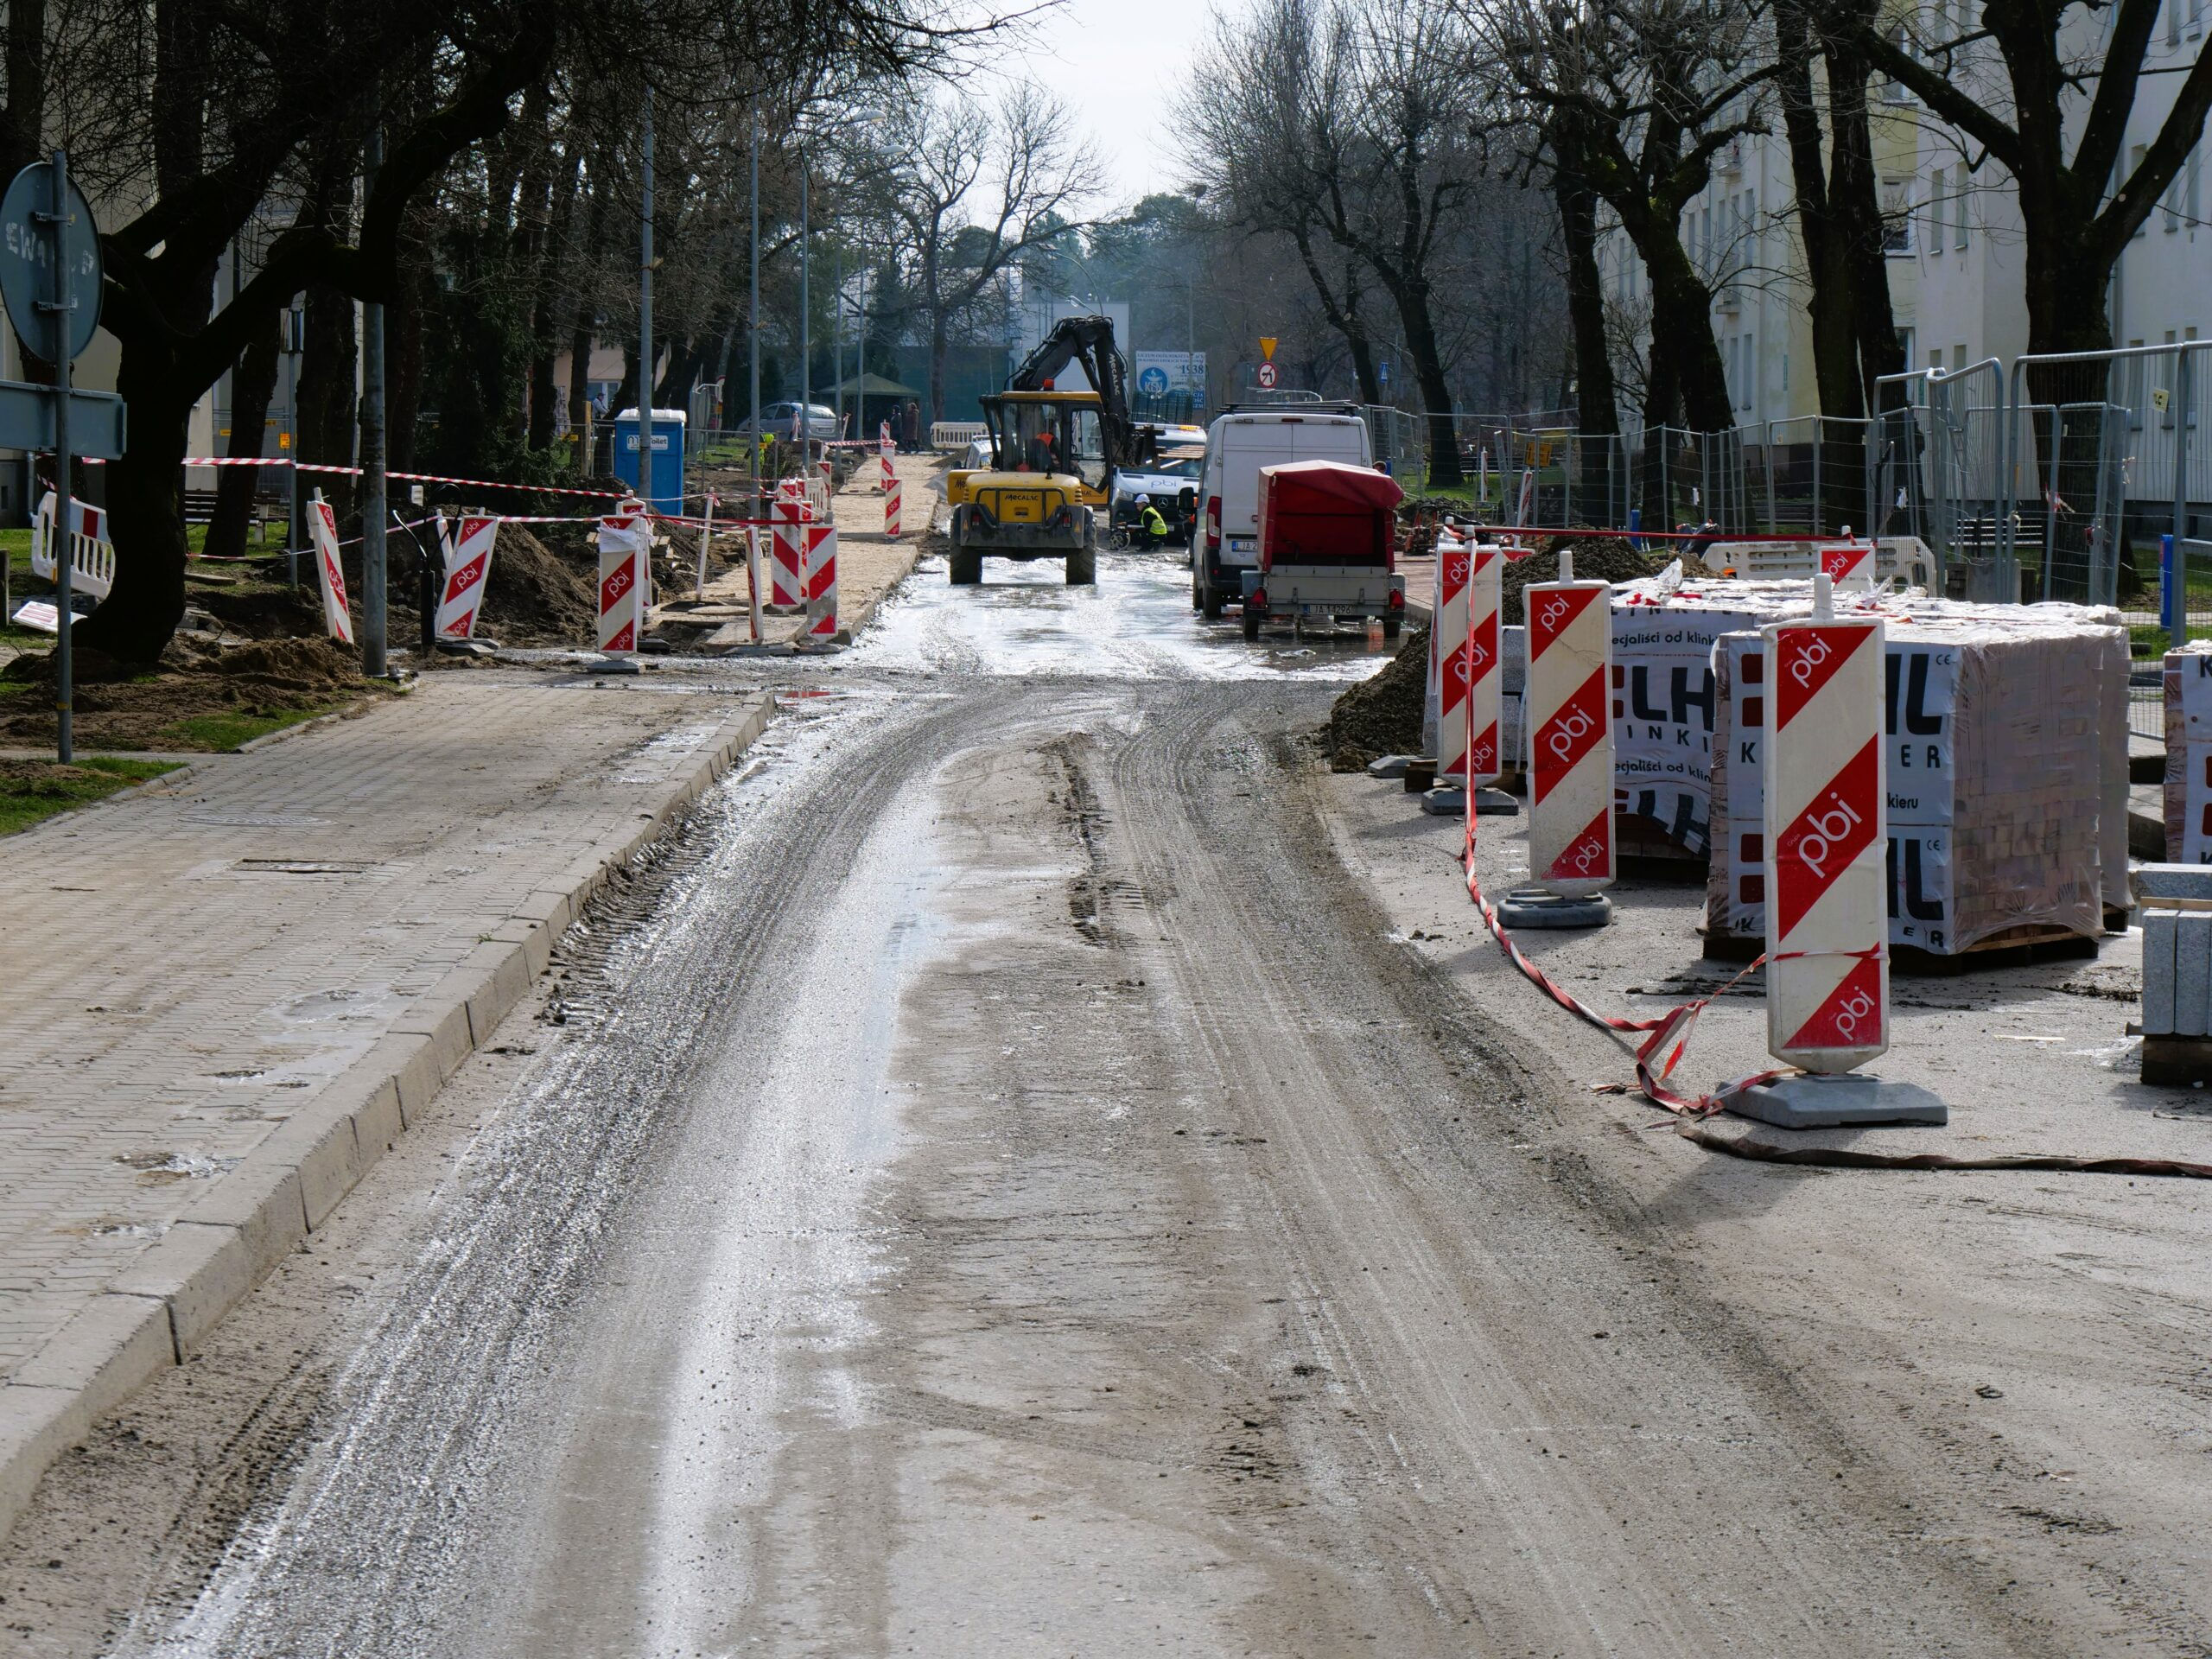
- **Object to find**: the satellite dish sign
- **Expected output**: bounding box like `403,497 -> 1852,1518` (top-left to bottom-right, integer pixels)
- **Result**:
0,164 -> 101,364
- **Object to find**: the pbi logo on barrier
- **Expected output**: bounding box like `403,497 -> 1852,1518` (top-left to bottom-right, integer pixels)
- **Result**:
1784,953 -> 1885,1050
1549,811 -> 1611,882
1773,737 -> 1880,936
601,563 -> 635,607
1777,620 -> 1873,726
1532,584 -> 1600,647
1534,669 -> 1607,801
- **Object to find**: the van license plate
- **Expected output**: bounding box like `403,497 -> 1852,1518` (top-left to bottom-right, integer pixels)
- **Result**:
1229,537 -> 1254,553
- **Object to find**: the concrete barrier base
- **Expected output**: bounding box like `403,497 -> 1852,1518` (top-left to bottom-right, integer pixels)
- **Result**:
1496,889 -> 1611,929
1729,1074 -> 1948,1129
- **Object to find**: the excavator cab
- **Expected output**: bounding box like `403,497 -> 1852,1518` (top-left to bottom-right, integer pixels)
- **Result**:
944,315 -> 1151,588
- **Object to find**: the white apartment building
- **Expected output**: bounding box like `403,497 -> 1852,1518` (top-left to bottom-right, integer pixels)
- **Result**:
1596,2 -> 2208,429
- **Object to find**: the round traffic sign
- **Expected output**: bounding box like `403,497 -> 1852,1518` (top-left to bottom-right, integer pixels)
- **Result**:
1256,362 -> 1279,390
0,164 -> 101,365
1137,365 -> 1170,395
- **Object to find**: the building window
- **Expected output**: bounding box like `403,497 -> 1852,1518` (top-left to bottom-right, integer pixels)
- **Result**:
1929,346 -> 1945,372
1955,171 -> 1971,249
1883,179 -> 1916,253
1882,24 -> 1919,102
1954,343 -> 1968,371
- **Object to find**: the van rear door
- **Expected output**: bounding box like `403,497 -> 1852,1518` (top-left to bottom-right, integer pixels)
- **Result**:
1219,425 -> 1299,570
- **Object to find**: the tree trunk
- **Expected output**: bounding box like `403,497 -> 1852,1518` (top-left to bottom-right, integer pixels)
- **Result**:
1642,244 -> 1732,431
1382,276 -> 1463,487
389,263 -> 428,473
1552,158 -> 1617,437
73,368 -> 192,662
205,313 -> 281,559
1825,33 -> 1904,407
296,281 -> 359,521
1775,0 -> 1866,420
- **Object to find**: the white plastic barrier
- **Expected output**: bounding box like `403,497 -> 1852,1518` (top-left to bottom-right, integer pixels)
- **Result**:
1465,544 -> 1504,785
307,492 -> 353,646
770,480 -> 807,610
1523,555 -> 1614,894
804,523 -> 838,640
1764,583 -> 1887,1071
434,515 -> 499,640
29,491 -> 115,601
596,499 -> 652,653
931,420 -> 985,450
1433,530 -> 1471,783
1720,536 -> 1936,590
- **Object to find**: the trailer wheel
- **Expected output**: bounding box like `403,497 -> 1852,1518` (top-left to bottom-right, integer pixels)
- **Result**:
1382,616 -> 1402,641
1242,607 -> 1262,642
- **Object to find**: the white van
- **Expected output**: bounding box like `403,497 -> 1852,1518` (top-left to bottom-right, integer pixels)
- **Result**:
1192,406 -> 1374,619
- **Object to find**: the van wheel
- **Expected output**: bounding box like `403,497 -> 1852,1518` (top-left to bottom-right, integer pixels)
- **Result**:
1201,582 -> 1224,620
1243,607 -> 1262,642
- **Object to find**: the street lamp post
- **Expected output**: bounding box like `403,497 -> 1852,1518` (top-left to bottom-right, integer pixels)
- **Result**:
748,99 -> 760,507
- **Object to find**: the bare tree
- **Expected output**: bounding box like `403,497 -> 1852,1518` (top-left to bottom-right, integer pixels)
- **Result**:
1185,0 -> 1485,485
1859,0 -> 2212,356
1474,0 -> 1771,431
869,84 -> 1102,423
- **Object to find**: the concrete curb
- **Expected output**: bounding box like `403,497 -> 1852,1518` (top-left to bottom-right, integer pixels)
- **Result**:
0,694 -> 775,1548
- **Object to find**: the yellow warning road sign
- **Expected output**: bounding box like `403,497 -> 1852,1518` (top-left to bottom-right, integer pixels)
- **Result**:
1259,336 -> 1278,362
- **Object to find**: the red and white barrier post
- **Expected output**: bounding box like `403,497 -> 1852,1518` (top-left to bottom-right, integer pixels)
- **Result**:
770,480 -> 806,611
1433,531 -> 1471,787
1764,579 -> 1885,1072
803,522 -> 839,641
308,491 -> 353,646
434,514 -> 499,641
1500,550 -> 1612,926
1463,541 -> 1516,818
885,476 -> 903,539
1733,575 -> 1944,1126
880,431 -> 896,493
1815,531 -> 1876,589
596,499 -> 651,654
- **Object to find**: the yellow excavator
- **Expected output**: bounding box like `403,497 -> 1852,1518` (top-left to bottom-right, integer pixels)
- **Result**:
943,315 -> 1156,586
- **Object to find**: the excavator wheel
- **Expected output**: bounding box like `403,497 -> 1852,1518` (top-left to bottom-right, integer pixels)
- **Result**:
1066,515 -> 1096,586
949,508 -> 982,585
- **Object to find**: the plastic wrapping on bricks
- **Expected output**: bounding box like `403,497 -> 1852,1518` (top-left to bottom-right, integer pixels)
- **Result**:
1764,606 -> 1888,1072
434,515 -> 499,640
596,504 -> 652,653
1524,575 -> 1615,895
308,493 -> 353,646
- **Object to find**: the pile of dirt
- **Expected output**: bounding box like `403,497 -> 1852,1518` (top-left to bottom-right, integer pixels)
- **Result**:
0,635 -> 375,749
475,524 -> 598,645
1500,535 -> 1669,624
188,582 -> 328,640
1322,625 -> 1430,771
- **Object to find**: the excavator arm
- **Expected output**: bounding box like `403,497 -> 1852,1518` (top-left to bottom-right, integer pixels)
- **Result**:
1007,315 -> 1154,471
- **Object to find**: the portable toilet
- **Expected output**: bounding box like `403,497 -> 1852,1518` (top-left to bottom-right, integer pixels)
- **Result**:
613,406 -> 687,516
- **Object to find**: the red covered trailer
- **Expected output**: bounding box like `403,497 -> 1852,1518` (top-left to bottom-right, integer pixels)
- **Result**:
1245,460 -> 1407,640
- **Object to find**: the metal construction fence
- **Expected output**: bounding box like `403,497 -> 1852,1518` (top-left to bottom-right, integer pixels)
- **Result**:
1446,341 -> 2212,627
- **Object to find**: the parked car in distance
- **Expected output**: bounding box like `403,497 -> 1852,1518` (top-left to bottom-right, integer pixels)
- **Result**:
734,402 -> 842,443
1192,406 -> 1373,620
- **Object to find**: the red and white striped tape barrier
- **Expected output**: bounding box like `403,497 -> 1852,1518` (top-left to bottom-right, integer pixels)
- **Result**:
1524,556 -> 1613,895
1764,584 -> 1888,1071
308,494 -> 353,645
435,515 -> 499,641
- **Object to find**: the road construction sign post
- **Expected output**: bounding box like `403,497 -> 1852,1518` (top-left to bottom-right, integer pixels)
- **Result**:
1499,550 -> 1613,928
1257,336 -> 1279,391
0,150 -> 115,765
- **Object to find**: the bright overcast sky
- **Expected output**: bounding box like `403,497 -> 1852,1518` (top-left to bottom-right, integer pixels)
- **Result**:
1008,0 -> 1249,211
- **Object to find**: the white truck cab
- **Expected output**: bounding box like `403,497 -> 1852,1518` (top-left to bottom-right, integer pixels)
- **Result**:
1193,406 -> 1373,619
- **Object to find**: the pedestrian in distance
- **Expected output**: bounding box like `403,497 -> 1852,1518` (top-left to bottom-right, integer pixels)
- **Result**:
902,399 -> 921,454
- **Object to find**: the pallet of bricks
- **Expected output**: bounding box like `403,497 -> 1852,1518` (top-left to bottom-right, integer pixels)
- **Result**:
1696,588 -> 2130,968
2148,645 -> 2212,1077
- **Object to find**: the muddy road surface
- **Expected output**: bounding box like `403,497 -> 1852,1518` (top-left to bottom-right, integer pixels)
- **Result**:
6,552 -> 2129,1656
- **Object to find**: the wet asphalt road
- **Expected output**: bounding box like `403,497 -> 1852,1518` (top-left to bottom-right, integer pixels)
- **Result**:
105,550 -> 2049,1657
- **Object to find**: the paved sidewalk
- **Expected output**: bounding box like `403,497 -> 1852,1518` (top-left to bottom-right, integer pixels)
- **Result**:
0,671 -> 772,1539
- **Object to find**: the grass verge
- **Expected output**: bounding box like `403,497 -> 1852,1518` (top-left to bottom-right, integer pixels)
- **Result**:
156,702 -> 335,753
0,756 -> 181,836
